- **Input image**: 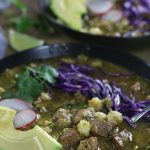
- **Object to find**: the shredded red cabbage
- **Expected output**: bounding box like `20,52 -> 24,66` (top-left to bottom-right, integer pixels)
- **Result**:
123,0 -> 150,27
56,62 -> 150,127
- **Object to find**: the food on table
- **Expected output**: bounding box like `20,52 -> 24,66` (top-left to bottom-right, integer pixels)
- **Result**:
0,55 -> 149,150
50,0 -> 150,37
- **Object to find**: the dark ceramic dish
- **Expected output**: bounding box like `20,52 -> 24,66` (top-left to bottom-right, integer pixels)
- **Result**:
0,43 -> 149,80
38,0 -> 150,49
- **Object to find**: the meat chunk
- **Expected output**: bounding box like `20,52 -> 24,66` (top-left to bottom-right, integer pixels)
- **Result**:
77,137 -> 99,150
112,129 -> 132,150
52,108 -> 72,128
73,109 -> 85,124
73,108 -> 94,124
60,128 -> 81,149
90,118 -> 116,137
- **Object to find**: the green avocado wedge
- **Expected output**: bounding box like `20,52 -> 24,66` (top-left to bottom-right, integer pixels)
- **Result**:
0,106 -> 62,150
50,0 -> 87,30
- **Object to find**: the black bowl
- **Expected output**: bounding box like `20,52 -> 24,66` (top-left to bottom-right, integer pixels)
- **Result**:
38,0 -> 150,50
0,43 -> 150,80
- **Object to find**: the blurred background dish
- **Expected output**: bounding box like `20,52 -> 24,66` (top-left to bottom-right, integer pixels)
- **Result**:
38,0 -> 150,49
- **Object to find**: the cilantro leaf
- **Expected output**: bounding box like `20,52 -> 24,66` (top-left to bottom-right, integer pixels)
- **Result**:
10,0 -> 55,33
2,71 -> 44,102
11,0 -> 27,14
15,71 -> 44,102
2,65 -> 59,102
27,65 -> 59,85
10,15 -> 33,32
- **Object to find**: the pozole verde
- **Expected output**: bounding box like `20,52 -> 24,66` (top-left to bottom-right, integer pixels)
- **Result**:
50,0 -> 150,37
0,55 -> 149,150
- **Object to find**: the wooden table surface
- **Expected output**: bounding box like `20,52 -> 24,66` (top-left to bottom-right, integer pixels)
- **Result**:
1,0 -> 150,64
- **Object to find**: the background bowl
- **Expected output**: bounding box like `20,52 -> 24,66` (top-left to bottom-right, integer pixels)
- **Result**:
38,0 -> 150,50
0,43 -> 150,80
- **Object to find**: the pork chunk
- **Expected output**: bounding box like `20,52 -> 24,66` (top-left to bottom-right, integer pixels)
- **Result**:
77,137 -> 99,150
90,118 -> 116,137
112,129 -> 132,150
73,108 -> 94,124
60,128 -> 81,149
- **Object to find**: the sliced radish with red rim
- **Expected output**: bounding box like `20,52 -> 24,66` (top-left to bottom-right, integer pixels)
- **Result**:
102,9 -> 123,22
86,0 -> 114,16
0,99 -> 33,111
13,109 -> 37,129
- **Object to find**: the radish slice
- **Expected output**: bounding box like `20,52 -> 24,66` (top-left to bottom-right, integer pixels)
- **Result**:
102,9 -> 123,22
0,99 -> 33,111
86,0 -> 114,16
13,109 -> 37,129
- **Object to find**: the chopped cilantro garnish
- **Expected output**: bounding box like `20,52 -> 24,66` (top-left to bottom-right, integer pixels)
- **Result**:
2,65 -> 59,102
27,65 -> 59,84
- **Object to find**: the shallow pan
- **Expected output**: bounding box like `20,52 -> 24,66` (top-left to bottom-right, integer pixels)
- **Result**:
38,0 -> 150,49
0,43 -> 149,80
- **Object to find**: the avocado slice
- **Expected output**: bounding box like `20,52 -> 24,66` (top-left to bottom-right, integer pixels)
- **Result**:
50,0 -> 87,30
0,106 -> 62,150
0,135 -> 44,150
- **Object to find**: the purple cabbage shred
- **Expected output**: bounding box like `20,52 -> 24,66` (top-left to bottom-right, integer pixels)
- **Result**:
123,0 -> 150,28
56,62 -> 150,127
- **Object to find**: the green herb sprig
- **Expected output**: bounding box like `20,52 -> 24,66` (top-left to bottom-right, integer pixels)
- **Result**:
2,65 -> 59,102
10,0 -> 55,33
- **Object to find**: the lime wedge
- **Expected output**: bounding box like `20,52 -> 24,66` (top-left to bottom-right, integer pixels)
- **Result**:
9,29 -> 44,51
